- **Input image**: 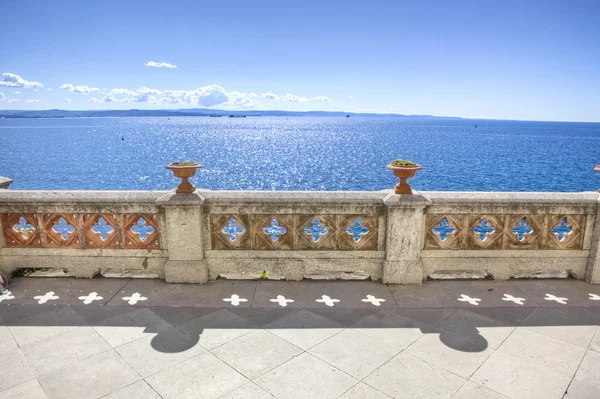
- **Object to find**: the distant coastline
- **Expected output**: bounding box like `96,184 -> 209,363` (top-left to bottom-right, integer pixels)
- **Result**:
0,108 -> 460,119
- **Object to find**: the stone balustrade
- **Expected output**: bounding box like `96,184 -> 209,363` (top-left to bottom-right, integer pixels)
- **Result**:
0,189 -> 599,284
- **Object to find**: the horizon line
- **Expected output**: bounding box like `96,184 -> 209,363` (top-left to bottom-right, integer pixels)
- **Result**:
1,107 -> 599,124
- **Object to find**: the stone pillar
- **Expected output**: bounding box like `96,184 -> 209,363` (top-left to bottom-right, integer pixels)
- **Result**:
382,192 -> 430,284
585,196 -> 600,284
156,191 -> 208,283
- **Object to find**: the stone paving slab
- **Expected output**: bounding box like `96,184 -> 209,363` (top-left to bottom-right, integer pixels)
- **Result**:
145,352 -> 249,399
510,279 -> 600,308
0,379 -> 48,399
253,281 -> 397,309
157,281 -> 258,308
1,277 -> 600,399
364,352 -> 466,398
212,329 -> 303,379
5,277 -> 128,307
105,279 -> 178,307
470,351 -> 573,399
255,352 -> 358,399
38,350 -> 140,399
388,280 -> 539,308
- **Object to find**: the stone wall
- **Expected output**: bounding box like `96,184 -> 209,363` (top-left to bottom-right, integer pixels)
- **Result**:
0,189 -> 598,284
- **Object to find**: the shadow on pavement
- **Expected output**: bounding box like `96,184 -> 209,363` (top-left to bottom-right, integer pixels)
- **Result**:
2,303 -> 599,354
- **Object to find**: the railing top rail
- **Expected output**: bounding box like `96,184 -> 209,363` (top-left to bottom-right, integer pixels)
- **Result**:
0,189 -> 597,206
422,191 -> 599,205
199,190 -> 391,204
0,190 -> 168,204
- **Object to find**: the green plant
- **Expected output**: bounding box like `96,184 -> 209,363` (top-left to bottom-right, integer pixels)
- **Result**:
176,161 -> 197,166
259,270 -> 269,280
390,159 -> 418,167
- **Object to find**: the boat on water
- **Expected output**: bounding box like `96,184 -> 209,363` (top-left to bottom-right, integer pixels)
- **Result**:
595,165 -> 600,171
210,115 -> 222,117
229,115 -> 246,118
346,114 -> 350,118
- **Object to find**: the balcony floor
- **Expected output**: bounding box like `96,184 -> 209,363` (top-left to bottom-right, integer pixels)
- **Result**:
1,277 -> 600,398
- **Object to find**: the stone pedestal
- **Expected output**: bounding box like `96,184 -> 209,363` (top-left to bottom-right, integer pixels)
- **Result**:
585,197 -> 600,284
383,192 -> 430,284
157,191 -> 208,283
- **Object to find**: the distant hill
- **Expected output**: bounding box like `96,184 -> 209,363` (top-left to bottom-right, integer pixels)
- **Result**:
0,108 -> 461,119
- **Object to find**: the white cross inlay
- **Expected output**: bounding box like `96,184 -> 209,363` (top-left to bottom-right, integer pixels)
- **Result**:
588,293 -> 600,301
315,295 -> 340,307
457,294 -> 481,306
0,291 -> 15,303
122,292 -> 148,305
361,295 -> 386,306
544,293 -> 568,304
223,294 -> 248,306
269,295 -> 294,307
34,291 -> 59,304
502,294 -> 526,305
78,292 -> 104,305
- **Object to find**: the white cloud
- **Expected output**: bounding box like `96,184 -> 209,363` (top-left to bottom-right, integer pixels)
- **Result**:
8,99 -> 20,102
260,92 -> 311,102
160,85 -> 229,106
0,73 -> 43,88
25,99 -> 39,103
87,85 -> 330,109
90,87 -> 162,103
349,96 -> 355,100
145,61 -> 177,68
64,99 -> 72,103
261,91 -> 279,100
14,91 -> 21,94
0,92 -> 5,100
59,84 -> 100,94
48,88 -> 52,92
283,94 -> 308,102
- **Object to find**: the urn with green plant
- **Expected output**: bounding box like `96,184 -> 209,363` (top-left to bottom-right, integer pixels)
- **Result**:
386,159 -> 422,195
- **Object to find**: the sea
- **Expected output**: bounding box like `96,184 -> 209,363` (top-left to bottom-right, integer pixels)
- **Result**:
1,116 -> 599,192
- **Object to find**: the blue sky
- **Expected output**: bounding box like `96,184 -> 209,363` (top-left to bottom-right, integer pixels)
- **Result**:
1,0 -> 599,121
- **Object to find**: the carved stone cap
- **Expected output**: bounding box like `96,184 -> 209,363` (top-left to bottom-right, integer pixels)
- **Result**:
383,191 -> 431,208
156,190 -> 206,207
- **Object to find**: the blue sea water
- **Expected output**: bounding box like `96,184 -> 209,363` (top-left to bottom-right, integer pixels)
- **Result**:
1,116 -> 599,192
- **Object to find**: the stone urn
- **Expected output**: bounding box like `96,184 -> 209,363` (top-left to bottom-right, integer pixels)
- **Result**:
386,160 -> 422,195
166,162 -> 202,193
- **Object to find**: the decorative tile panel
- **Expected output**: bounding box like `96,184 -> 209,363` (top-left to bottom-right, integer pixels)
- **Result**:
83,214 -> 120,249
253,215 -> 294,250
425,213 -> 586,250
1,213 -> 42,247
425,214 -> 466,249
467,215 -> 504,249
210,214 -> 251,249
547,214 -> 583,249
338,215 -> 378,250
123,214 -> 160,249
43,214 -> 81,248
297,215 -> 337,250
1,212 -> 161,249
209,214 -> 379,250
504,214 -> 545,249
